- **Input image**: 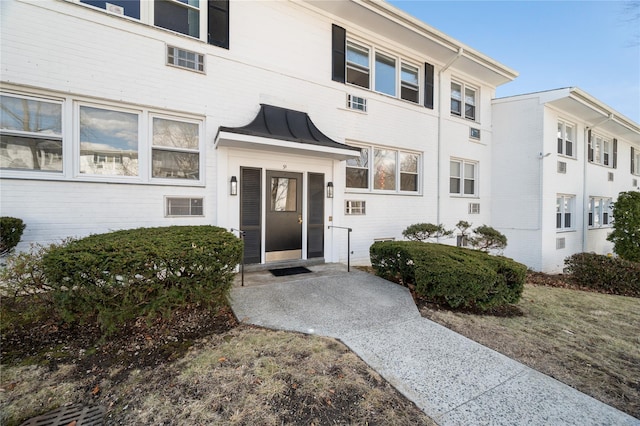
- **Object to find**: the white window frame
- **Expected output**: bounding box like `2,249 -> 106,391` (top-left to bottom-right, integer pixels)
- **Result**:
588,197 -> 613,228
591,133 -> 614,167
165,196 -> 204,217
633,149 -> 640,175
1,89 -> 204,186
557,120 -> 575,158
345,38 -> 421,105
167,45 -> 205,73
449,159 -> 478,197
451,80 -> 478,121
346,94 -> 367,112
346,144 -> 421,194
0,93 -> 64,175
345,200 -> 366,215
556,195 -> 575,231
150,114 -> 202,182
74,0 -> 207,41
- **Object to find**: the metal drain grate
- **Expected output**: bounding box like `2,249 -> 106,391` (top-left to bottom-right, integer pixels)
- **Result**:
20,404 -> 104,426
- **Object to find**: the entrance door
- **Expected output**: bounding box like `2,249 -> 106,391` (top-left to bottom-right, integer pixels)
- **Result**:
265,170 -> 303,262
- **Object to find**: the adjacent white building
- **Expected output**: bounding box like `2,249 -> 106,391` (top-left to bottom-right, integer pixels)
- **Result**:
493,88 -> 640,273
1,1 -> 637,273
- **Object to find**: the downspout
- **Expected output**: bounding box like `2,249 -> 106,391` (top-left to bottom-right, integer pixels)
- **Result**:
436,48 -> 463,237
582,113 -> 613,252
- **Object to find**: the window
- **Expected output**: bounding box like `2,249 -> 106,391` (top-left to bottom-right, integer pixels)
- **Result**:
450,159 -> 477,196
346,145 -> 420,193
468,203 -> 480,214
556,195 -> 575,230
342,38 -> 421,104
346,147 -> 420,193
589,132 -> 616,167
557,161 -> 567,174
346,94 -> 367,112
0,94 -> 63,172
77,0 -> 229,48
166,197 -> 203,216
1,91 -> 203,184
557,121 -> 574,157
451,81 -> 477,121
375,52 -> 396,97
167,46 -> 205,72
345,200 -> 366,215
470,127 -> 481,140
588,197 -> 612,228
346,41 -> 370,89
632,147 -> 640,175
79,105 -> 139,176
400,63 -> 419,103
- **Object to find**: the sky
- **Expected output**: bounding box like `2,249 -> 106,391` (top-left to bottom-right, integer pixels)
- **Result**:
388,0 -> 640,123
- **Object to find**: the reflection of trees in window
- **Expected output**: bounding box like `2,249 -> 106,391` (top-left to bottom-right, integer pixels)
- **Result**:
346,148 -> 369,188
374,148 -> 396,190
0,95 -> 62,171
271,178 -> 297,211
400,152 -> 418,191
152,117 -> 199,179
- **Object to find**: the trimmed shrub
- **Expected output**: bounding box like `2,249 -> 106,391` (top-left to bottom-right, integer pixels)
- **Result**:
0,217 -> 26,255
469,225 -> 507,253
564,253 -> 640,297
402,223 -> 452,242
41,226 -> 243,334
370,241 -> 526,310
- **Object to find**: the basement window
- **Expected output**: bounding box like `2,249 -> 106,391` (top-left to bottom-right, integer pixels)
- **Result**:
166,197 -> 203,216
167,46 -> 205,73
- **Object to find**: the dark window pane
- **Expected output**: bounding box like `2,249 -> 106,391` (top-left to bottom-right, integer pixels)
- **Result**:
556,213 -> 562,229
451,99 -> 461,115
155,0 -> 199,37
565,213 -> 571,228
557,138 -> 563,154
1,135 -> 63,172
270,177 -> 297,211
588,212 -> 593,227
346,168 -> 368,188
566,141 -> 573,157
152,149 -> 199,179
347,68 -> 369,89
80,0 -> 140,19
401,86 -> 419,103
465,104 -> 475,120
400,173 -> 417,191
450,177 -> 460,194
464,178 -> 475,195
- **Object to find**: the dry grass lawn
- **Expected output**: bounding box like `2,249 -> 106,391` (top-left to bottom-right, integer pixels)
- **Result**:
418,283 -> 640,418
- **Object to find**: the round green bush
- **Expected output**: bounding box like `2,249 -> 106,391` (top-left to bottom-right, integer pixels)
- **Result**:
0,216 -> 26,255
42,226 -> 243,334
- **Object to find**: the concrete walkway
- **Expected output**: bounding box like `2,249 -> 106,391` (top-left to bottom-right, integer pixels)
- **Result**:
230,264 -> 639,426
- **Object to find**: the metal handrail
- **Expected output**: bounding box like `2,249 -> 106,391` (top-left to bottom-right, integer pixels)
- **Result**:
328,225 -> 353,272
230,228 -> 245,286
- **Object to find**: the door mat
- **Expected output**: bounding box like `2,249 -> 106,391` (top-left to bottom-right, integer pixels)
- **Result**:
269,266 -> 312,277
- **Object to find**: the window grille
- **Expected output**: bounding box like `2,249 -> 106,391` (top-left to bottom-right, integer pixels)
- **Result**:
557,161 -> 566,174
166,197 -> 204,216
167,46 -> 205,73
346,94 -> 367,112
468,203 -> 480,214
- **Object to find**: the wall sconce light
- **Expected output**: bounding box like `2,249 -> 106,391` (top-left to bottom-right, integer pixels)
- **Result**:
230,176 -> 238,196
326,181 -> 334,198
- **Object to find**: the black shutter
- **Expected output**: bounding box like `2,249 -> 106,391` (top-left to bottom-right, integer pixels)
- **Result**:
632,147 -> 636,174
613,138 -> 617,169
208,0 -> 229,49
307,173 -> 325,258
587,130 -> 593,162
424,62 -> 434,109
240,167 -> 262,264
332,24 -> 346,83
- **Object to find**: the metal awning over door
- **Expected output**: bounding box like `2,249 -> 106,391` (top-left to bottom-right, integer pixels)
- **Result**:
215,104 -> 361,160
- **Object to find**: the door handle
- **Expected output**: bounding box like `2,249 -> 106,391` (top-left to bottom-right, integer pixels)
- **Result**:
298,214 -> 303,224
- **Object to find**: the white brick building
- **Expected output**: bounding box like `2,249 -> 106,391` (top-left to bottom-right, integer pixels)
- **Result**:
493,88 -> 640,273
1,1 -> 637,273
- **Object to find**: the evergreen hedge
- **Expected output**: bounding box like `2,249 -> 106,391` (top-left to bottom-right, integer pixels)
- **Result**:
370,241 -> 526,310
0,216 -> 26,255
41,226 -> 243,334
564,253 -> 640,297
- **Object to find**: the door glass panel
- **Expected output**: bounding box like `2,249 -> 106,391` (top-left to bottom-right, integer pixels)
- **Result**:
270,177 -> 297,212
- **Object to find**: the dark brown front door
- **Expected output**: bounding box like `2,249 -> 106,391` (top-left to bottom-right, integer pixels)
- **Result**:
265,170 -> 303,262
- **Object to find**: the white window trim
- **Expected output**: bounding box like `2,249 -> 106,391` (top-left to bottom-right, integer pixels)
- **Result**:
590,132 -> 614,168
449,158 -> 478,197
0,89 -> 204,186
345,143 -> 422,195
633,149 -> 640,176
451,79 -> 479,122
557,120 -> 576,158
345,200 -> 366,215
588,196 -> 613,229
72,0 -> 207,41
556,194 -> 575,232
150,113 -> 203,183
345,37 -> 422,105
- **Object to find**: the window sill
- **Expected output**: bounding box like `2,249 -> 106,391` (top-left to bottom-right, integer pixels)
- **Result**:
558,154 -> 577,161
0,171 -> 205,187
345,189 -> 422,196
588,226 -> 613,230
449,194 -> 479,198
556,229 -> 576,233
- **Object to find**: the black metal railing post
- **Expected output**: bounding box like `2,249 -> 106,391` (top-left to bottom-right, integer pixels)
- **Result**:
230,228 -> 245,286
328,225 -> 353,272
